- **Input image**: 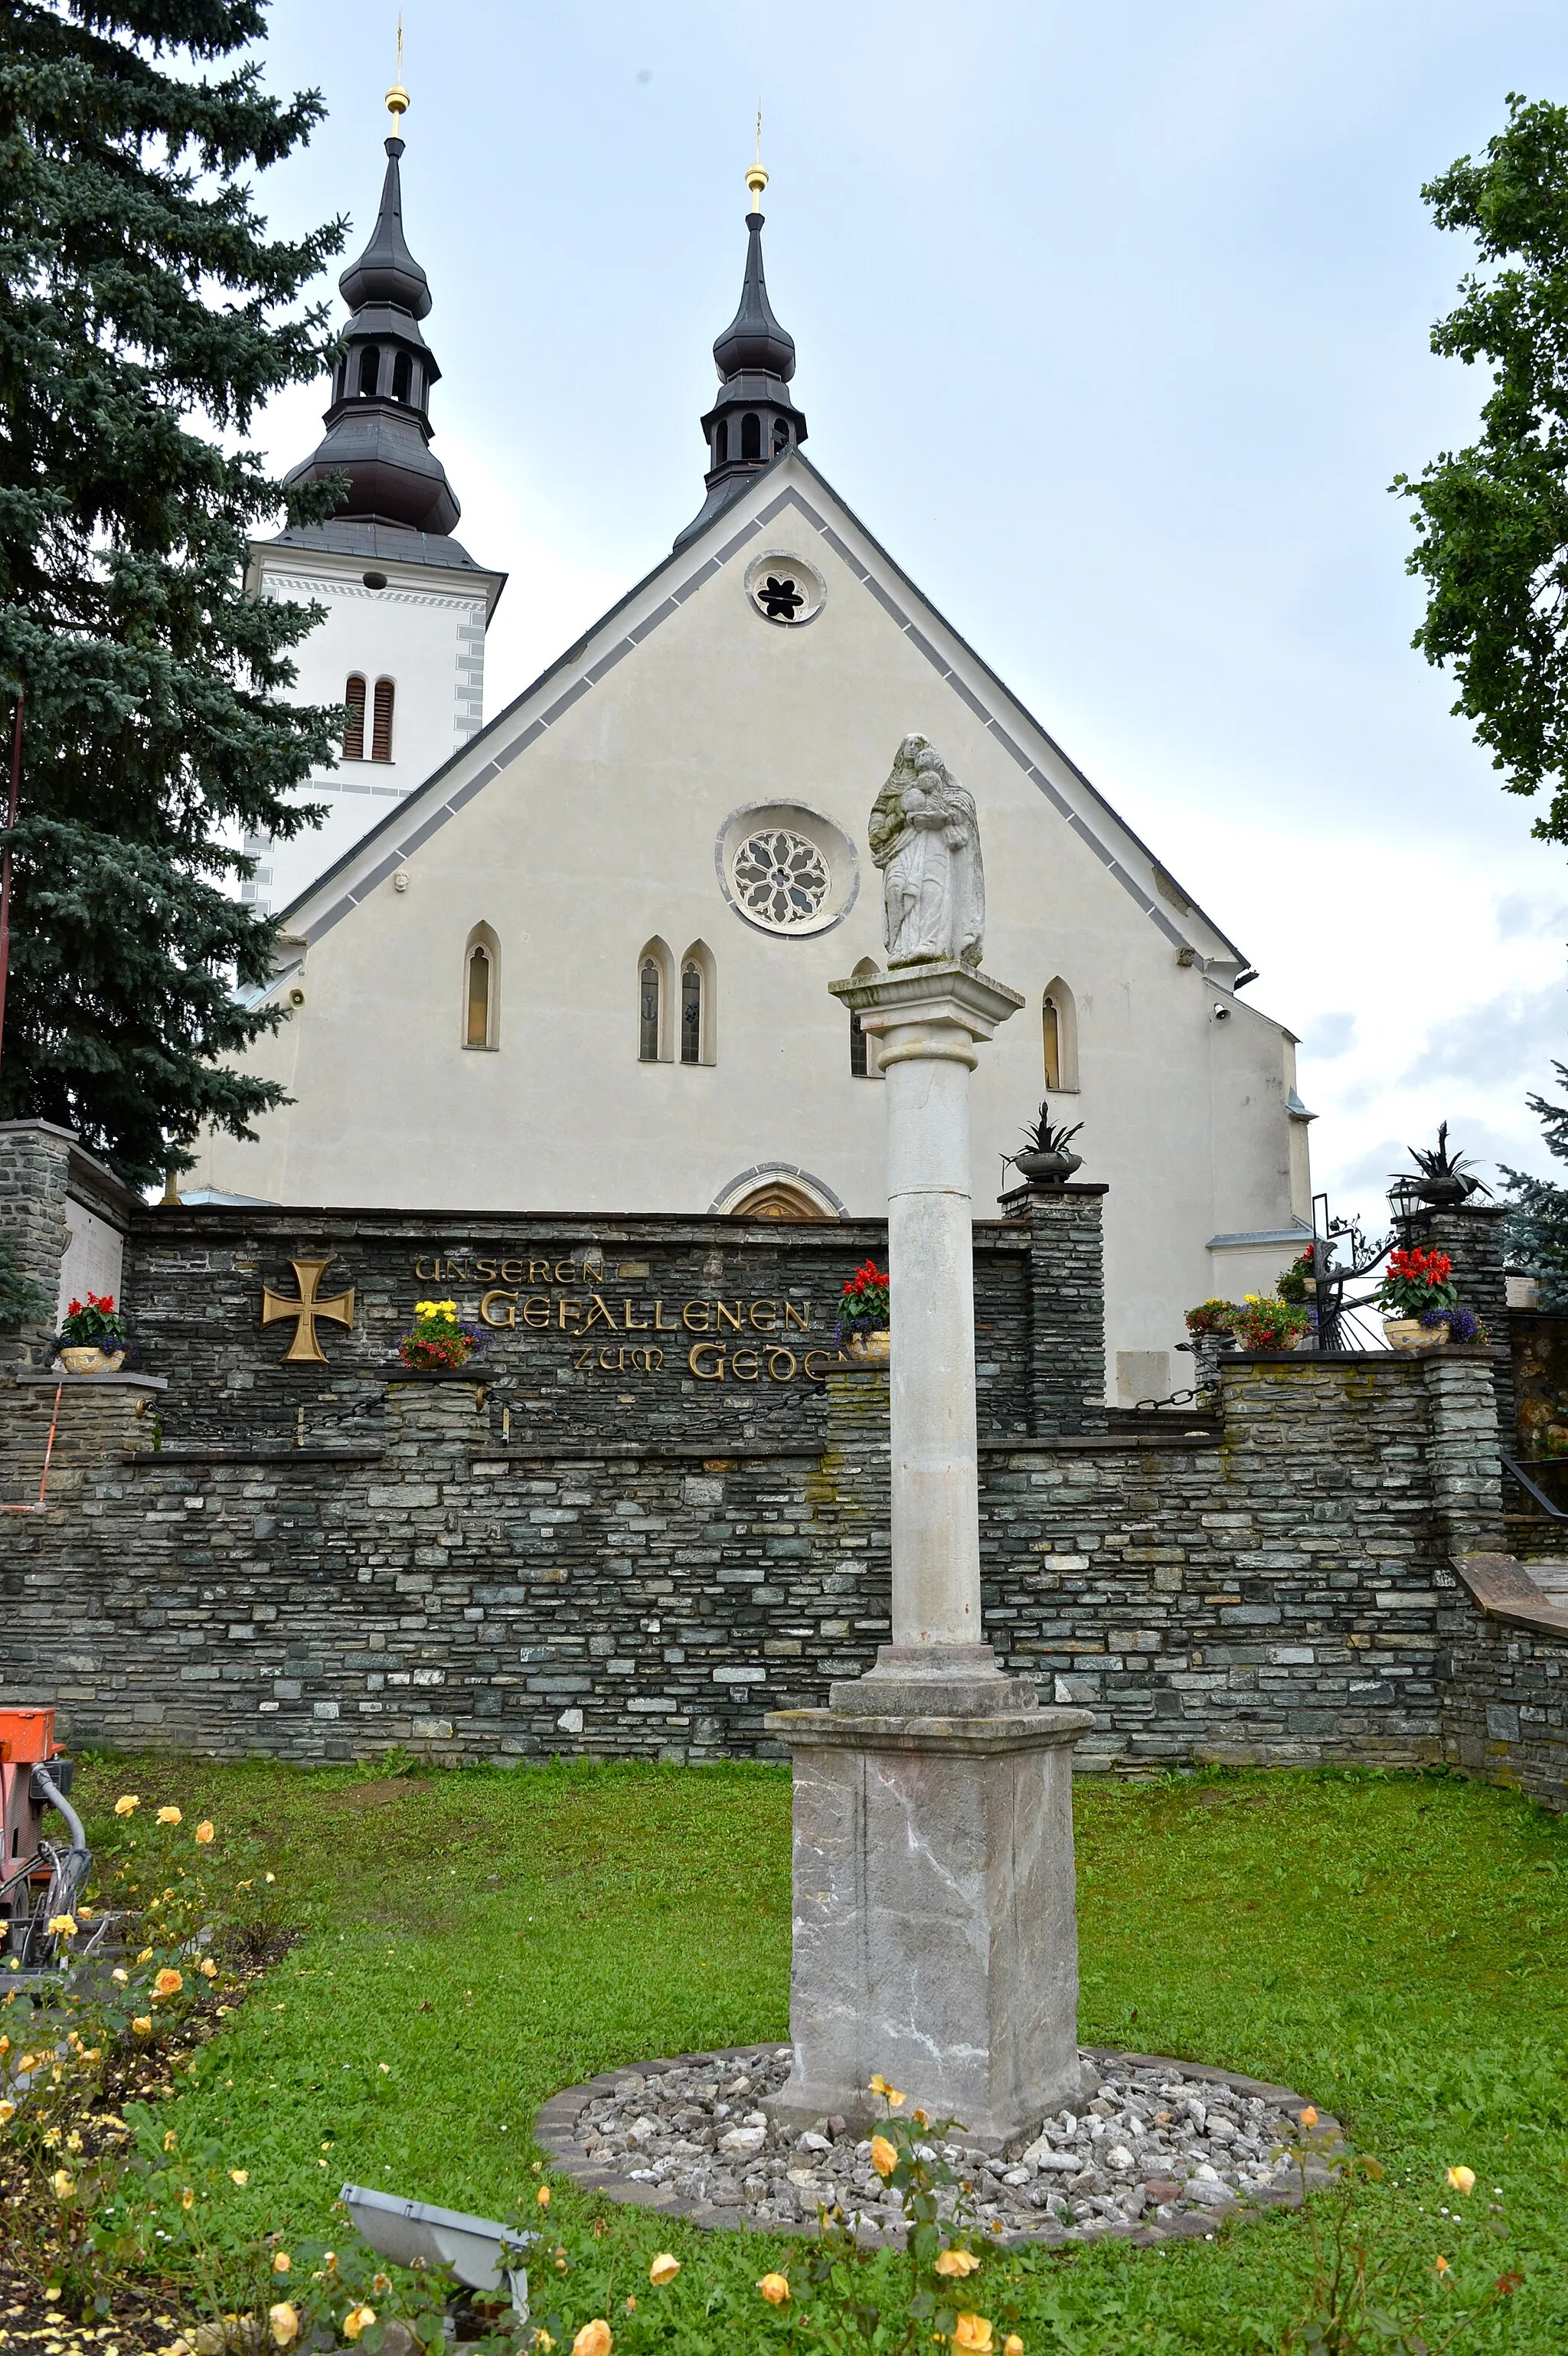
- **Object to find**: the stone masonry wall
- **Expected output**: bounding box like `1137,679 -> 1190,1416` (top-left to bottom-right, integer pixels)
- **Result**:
0,1122 -> 71,1373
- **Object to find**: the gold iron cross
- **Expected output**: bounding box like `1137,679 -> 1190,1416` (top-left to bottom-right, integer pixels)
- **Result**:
261,1259 -> 356,1365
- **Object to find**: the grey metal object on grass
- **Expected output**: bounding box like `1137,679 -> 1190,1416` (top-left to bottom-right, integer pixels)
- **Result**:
339,2183 -> 533,2302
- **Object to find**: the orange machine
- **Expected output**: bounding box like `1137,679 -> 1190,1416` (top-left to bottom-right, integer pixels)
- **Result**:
1,1706 -> 90,1969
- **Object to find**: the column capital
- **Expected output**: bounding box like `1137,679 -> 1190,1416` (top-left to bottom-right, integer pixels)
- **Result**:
829,962 -> 1024,1066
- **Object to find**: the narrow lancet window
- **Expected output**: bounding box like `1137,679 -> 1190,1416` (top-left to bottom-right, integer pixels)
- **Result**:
1043,995 -> 1061,1092
344,675 -> 367,761
639,960 -> 661,1063
371,678 -> 395,762
358,346 -> 379,397
741,411 -> 761,461
391,350 -> 412,403
466,946 -> 492,1047
681,962 -> 703,1064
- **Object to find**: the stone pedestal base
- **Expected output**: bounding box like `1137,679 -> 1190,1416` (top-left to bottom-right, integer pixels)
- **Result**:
762,1701 -> 1094,2149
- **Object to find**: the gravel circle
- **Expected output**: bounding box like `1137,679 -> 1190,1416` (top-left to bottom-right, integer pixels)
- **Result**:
536,2044 -> 1340,2249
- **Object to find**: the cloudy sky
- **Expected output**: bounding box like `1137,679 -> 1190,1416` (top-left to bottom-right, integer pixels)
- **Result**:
247,0 -> 1568,1230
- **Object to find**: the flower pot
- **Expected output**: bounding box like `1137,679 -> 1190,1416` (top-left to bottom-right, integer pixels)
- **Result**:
398,1336 -> 475,1373
58,1346 -> 126,1374
1383,1317 -> 1449,1353
1414,1178 -> 1468,1206
1012,1149 -> 1083,1183
841,1329 -> 891,1364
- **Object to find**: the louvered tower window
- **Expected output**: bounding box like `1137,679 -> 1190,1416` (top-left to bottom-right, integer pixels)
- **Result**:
344,675 -> 367,761
371,678 -> 395,763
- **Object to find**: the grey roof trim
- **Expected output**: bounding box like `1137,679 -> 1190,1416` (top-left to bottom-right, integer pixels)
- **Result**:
274,449 -> 1247,972
1207,1225 -> 1314,1249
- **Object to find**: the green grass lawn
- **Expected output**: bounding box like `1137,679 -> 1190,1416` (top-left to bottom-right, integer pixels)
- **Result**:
72,1756 -> 1568,2353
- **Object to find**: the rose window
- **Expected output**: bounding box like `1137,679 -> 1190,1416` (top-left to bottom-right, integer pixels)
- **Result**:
732,828 -> 831,929
755,573 -> 805,622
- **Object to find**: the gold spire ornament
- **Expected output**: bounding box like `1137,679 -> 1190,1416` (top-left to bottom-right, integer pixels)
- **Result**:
386,13 -> 409,136
746,103 -> 767,211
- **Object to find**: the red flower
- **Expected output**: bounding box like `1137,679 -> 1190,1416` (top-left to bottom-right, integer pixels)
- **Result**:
66,1299 -> 82,1318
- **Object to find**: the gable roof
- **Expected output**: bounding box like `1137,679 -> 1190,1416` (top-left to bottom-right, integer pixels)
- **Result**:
266,449 -> 1253,982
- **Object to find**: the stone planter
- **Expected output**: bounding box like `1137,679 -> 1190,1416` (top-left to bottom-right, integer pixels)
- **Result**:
840,1328 -> 890,1364
1012,1148 -> 1083,1183
1383,1317 -> 1449,1353
57,1346 -> 126,1374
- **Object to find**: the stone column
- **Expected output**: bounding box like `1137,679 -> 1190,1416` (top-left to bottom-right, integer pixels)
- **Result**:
766,959 -> 1093,2149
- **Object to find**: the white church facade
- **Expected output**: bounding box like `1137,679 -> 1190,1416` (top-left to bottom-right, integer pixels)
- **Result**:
195,127 -> 1314,1394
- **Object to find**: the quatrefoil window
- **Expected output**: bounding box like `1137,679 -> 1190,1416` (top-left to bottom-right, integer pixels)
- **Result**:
732,828 -> 831,929
756,573 -> 805,623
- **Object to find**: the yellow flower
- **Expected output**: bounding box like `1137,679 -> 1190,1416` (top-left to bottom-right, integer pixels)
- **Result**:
1004,2339 -> 1025,2356
531,2337 -> 554,2354
571,2325 -> 612,2356
869,2074 -> 890,2095
112,1968 -> 129,1985
268,2302 -> 299,2348
152,1967 -> 184,1999
199,1959 -> 218,1979
648,2254 -> 681,2286
194,1822 -> 214,1845
273,2254 -> 292,2276
137,1948 -> 155,1964
181,2187 -> 195,2211
1436,2255 -> 1452,2276
229,2169 -> 249,2186
756,2274 -> 790,2305
156,1806 -> 182,1825
885,2087 -> 905,2108
46,1913 -> 77,1938
53,2168 -> 75,2198
1446,2165 -> 1476,2197
371,2277 -> 390,2296
342,2308 -> 376,2341
77,1906 -> 93,1921
0,2101 -> 15,2126
870,2134 -> 899,2178
953,2318 -> 995,2353
163,2130 -> 179,2152
536,2184 -> 551,2206
1298,2106 -> 1318,2129
132,2015 -> 152,2036
935,2248 -> 981,2278
114,1795 -> 140,1815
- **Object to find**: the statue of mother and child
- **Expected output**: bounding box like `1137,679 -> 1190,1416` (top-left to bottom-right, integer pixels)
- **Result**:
868,734 -> 985,970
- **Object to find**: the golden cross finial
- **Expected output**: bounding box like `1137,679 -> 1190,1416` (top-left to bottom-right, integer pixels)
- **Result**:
261,1258 -> 356,1365
386,12 -> 410,136
746,106 -> 768,211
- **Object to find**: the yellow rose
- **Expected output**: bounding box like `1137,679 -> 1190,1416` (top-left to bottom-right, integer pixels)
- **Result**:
756,2274 -> 790,2305
1446,2166 -> 1476,2197
1436,2255 -> 1452,2276
870,2134 -> 899,2178
571,2325 -> 612,2356
342,2308 -> 376,2341
229,2169 -> 249,2185
132,2015 -> 153,2036
152,1968 -> 184,1999
46,1913 -> 77,1938
953,2318 -> 995,2353
273,2254 -> 292,2276
935,2247 -> 981,2278
194,1822 -> 214,1845
536,2183 -> 551,2206
648,2254 -> 680,2286
1298,2106 -> 1318,2129
156,1806 -> 182,1825
137,1948 -> 154,1963
114,1795 -> 139,1815
1004,2338 -> 1025,2356
268,2303 -> 299,2348
52,2169 -> 74,2198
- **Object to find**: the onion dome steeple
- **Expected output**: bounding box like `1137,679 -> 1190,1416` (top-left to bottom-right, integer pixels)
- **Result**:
674,158 -> 808,549
283,75 -> 459,540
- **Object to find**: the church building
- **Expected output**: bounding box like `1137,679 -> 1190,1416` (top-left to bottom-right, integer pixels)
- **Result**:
194,105 -> 1315,1397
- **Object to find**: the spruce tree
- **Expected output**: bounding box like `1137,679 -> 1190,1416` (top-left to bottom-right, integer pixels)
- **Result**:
1502,1067 -> 1568,1306
0,0 -> 348,1186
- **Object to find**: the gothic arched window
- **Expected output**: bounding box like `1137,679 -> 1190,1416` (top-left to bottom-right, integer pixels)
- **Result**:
344,674 -> 367,761
741,411 -> 762,462
1042,977 -> 1080,1091
391,350 -> 412,403
371,678 -> 395,763
462,925 -> 499,1050
358,346 -> 379,397
640,960 -> 661,1062
681,961 -> 702,1064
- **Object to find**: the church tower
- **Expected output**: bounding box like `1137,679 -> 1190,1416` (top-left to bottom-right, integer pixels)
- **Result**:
243,74 -> 505,916
674,160 -> 808,549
